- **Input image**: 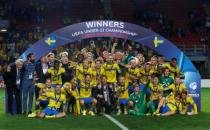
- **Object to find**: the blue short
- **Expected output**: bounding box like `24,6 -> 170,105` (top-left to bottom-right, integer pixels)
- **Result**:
43,107 -> 59,116
39,100 -> 49,108
139,84 -> 151,94
119,99 -> 129,105
160,105 -> 171,113
80,98 -> 93,104
129,85 -> 148,94
152,100 -> 159,108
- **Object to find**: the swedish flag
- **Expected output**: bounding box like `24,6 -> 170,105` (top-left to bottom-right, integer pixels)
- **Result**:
45,34 -> 56,47
153,36 -> 164,48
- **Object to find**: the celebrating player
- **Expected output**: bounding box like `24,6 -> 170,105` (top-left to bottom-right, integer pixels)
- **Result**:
39,84 -> 67,118
79,74 -> 97,116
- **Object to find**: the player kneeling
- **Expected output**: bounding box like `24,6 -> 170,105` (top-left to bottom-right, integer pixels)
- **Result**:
28,79 -> 54,117
79,74 -> 97,116
147,76 -> 163,116
116,76 -> 129,115
38,84 -> 66,118
128,83 -> 148,116
155,93 -> 177,116
179,90 -> 198,115
62,78 -> 80,115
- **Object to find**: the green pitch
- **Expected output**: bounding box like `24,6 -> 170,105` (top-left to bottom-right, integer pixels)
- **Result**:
0,88 -> 209,130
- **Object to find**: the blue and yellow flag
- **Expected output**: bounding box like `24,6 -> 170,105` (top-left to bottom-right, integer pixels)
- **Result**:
45,34 -> 56,47
153,36 -> 164,48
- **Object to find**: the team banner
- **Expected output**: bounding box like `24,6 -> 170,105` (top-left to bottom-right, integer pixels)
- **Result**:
19,20 -> 201,110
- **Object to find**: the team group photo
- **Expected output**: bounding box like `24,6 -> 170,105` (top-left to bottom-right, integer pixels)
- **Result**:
0,0 -> 210,130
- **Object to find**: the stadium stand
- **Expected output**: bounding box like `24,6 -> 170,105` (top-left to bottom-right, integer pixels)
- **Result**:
0,0 -> 210,78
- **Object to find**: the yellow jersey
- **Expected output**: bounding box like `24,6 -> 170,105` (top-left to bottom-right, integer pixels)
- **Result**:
181,95 -> 197,114
36,83 -> 46,89
46,92 -> 66,109
140,69 -> 154,84
36,83 -> 54,101
148,83 -> 163,101
90,67 -> 105,86
116,82 -> 129,99
68,61 -> 78,75
103,63 -> 120,83
164,63 -> 180,78
125,67 -> 140,83
168,83 -> 186,94
175,99 -> 183,112
89,61 -> 96,68
79,82 -> 94,98
62,82 -> 81,114
47,67 -> 65,84
76,64 -> 92,82
62,82 -> 80,99
150,64 -> 158,74
166,94 -> 177,112
61,82 -> 71,95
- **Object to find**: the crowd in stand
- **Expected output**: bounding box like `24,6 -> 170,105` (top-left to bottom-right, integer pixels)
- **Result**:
0,0 -> 209,68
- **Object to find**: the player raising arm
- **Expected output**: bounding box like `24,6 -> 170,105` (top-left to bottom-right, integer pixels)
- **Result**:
128,82 -> 149,116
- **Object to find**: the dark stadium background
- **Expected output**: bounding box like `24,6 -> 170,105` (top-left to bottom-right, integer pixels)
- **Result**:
0,0 -> 210,79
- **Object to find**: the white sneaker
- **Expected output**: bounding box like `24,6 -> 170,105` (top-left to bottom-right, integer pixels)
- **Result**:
146,113 -> 151,116
124,108 -> 128,115
117,110 -> 121,115
82,110 -> 87,116
89,111 -> 95,116
28,112 -> 37,118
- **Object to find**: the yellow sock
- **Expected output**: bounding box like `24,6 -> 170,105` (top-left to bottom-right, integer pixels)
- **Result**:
45,115 -> 56,118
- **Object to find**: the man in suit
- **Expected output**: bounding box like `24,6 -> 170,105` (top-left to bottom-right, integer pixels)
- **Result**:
3,59 -> 24,114
93,75 -> 112,114
35,56 -> 48,100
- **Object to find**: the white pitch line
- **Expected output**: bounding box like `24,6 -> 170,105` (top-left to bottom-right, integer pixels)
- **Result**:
104,114 -> 129,130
